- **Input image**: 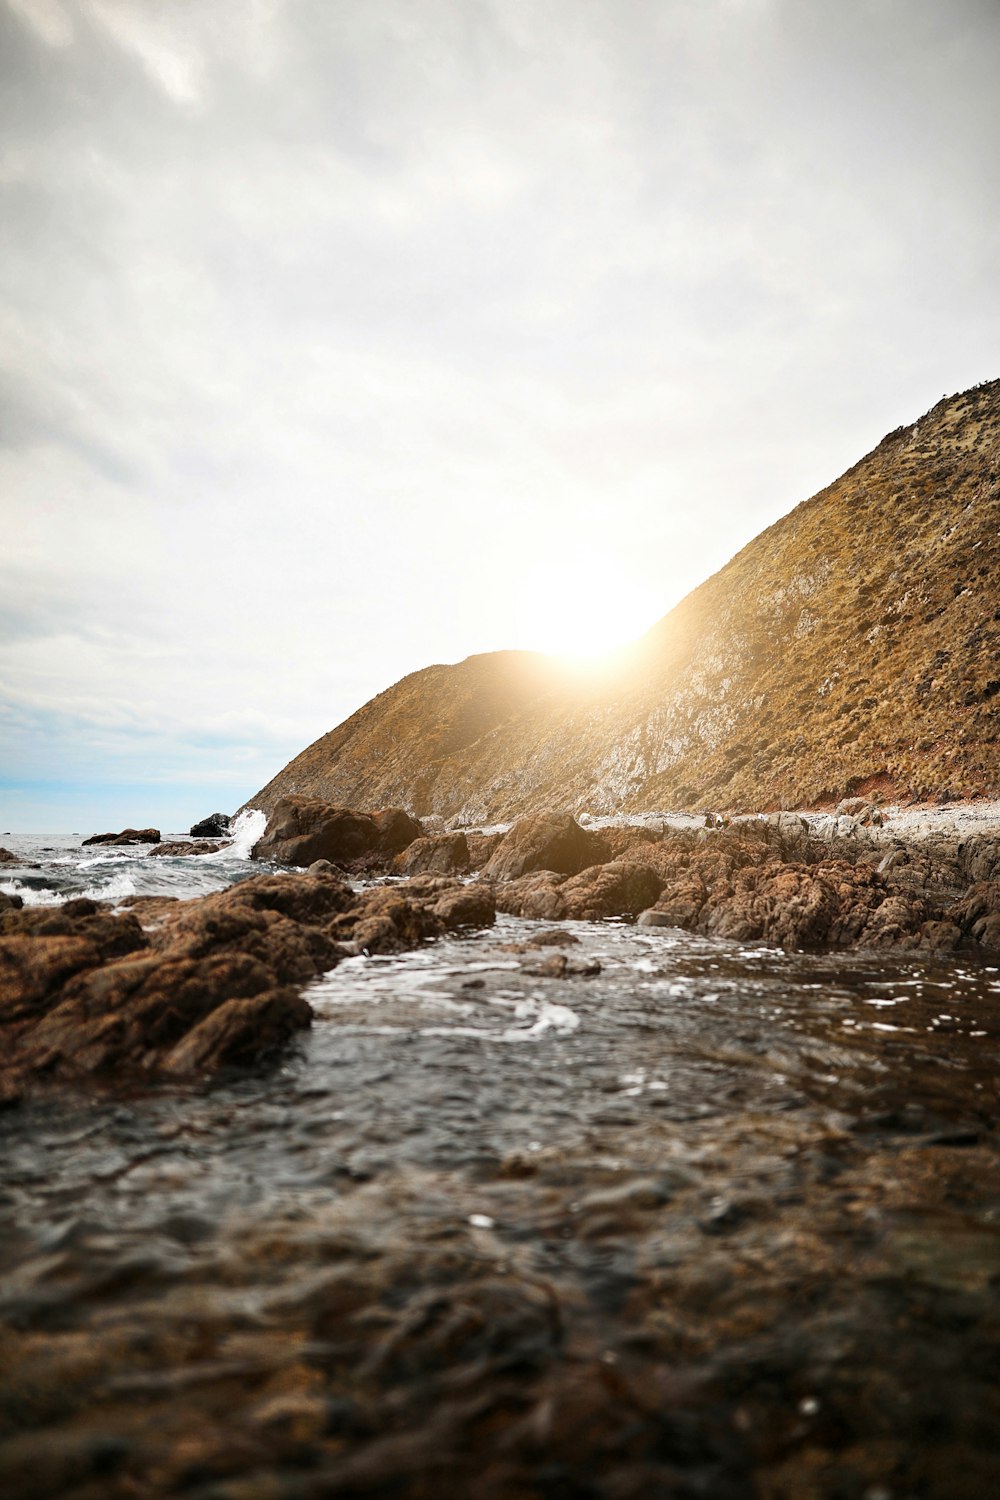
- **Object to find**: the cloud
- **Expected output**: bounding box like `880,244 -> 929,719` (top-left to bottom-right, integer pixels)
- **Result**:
2,0 -> 999,825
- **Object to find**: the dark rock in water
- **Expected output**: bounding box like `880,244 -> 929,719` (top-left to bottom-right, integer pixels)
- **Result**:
149,840 -> 227,857
82,827 -> 161,847
394,832 -> 470,876
0,891 -> 23,911
306,858 -> 339,876
251,796 -> 421,867
481,813 -> 610,880
189,812 -> 231,838
0,847 -> 20,864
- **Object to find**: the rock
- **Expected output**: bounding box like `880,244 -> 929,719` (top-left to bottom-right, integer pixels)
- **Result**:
481,813 -> 611,881
0,891 -> 24,911
251,797 -> 421,868
465,831 -> 506,870
252,798 -> 381,866
149,840 -> 226,857
370,807 -> 423,854
636,909 -> 676,928
306,859 -> 339,876
189,813 -> 231,838
0,847 -> 20,864
82,827 -> 161,847
496,861 -> 663,921
393,832 -> 469,876
524,953 -> 601,978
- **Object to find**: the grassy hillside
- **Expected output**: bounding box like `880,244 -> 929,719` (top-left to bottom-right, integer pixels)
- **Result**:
246,381 -> 1000,819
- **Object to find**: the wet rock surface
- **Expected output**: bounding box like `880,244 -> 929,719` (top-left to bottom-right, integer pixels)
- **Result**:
250,796 -> 421,867
0,874 -> 497,1104
149,839 -> 228,857
1,915 -> 999,1498
81,827 -> 161,847
189,813 -> 231,838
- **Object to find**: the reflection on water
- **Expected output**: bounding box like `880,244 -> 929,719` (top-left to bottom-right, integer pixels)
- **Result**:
2,916 -> 999,1497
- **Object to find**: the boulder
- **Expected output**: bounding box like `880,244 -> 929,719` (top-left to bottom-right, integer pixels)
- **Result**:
465,831 -> 506,869
496,861 -> 663,922
252,798 -> 381,866
371,807 -> 423,854
394,832 -> 470,876
82,827 -> 161,847
0,847 -> 19,864
189,812 -> 231,838
149,840 -> 227,857
251,797 -> 422,867
481,813 -> 611,881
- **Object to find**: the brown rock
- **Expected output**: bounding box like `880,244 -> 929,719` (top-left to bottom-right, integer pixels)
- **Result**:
370,807 -> 423,854
251,797 -> 379,866
497,861 -> 663,921
482,813 -> 611,881
394,832 -> 470,876
149,840 -> 227,857
465,831 -> 505,869
0,847 -> 20,864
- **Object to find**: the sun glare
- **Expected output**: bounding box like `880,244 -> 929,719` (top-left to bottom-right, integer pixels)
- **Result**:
517,583 -> 659,665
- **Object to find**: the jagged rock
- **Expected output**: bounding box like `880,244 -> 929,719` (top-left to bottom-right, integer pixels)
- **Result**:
251,797 -> 421,867
371,807 -> 424,854
496,861 -> 663,921
465,831 -> 505,869
189,813 -> 231,838
0,891 -> 23,911
251,797 -> 379,866
0,847 -> 19,864
149,840 -> 226,857
394,832 -> 470,876
482,813 -> 611,881
82,827 -> 161,847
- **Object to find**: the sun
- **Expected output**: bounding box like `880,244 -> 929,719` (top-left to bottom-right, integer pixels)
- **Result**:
515,579 -> 661,664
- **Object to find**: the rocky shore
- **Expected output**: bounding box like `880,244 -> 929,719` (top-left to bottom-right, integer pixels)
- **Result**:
2,795 -> 997,1107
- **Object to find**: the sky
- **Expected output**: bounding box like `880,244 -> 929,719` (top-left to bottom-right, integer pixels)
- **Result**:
2,0 -> 999,833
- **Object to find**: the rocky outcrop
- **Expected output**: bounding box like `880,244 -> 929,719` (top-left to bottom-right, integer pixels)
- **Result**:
0,847 -> 19,864
189,812 -> 231,837
245,381 -> 1000,821
82,827 -> 160,847
250,797 -> 421,867
394,832 -> 470,876
0,873 -> 496,1104
495,860 -> 664,921
149,840 -> 227,857
481,813 -> 610,881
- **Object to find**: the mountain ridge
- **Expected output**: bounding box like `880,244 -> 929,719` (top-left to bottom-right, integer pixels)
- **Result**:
245,381 -> 1000,820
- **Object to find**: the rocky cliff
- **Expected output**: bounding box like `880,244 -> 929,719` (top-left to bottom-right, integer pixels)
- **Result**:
246,381 -> 1000,820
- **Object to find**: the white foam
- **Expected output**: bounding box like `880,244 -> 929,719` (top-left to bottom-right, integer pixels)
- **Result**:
224,808 -> 267,860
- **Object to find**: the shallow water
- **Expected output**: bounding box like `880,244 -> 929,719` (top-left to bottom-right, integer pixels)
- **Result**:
2,908 -> 999,1497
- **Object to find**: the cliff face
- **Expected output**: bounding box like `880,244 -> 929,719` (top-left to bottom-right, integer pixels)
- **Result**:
246,382 -> 1000,820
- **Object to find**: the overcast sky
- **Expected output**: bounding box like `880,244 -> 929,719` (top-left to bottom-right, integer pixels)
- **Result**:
2,0 -> 998,831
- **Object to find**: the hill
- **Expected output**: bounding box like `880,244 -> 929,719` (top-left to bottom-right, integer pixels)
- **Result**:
245,381 -> 1000,821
